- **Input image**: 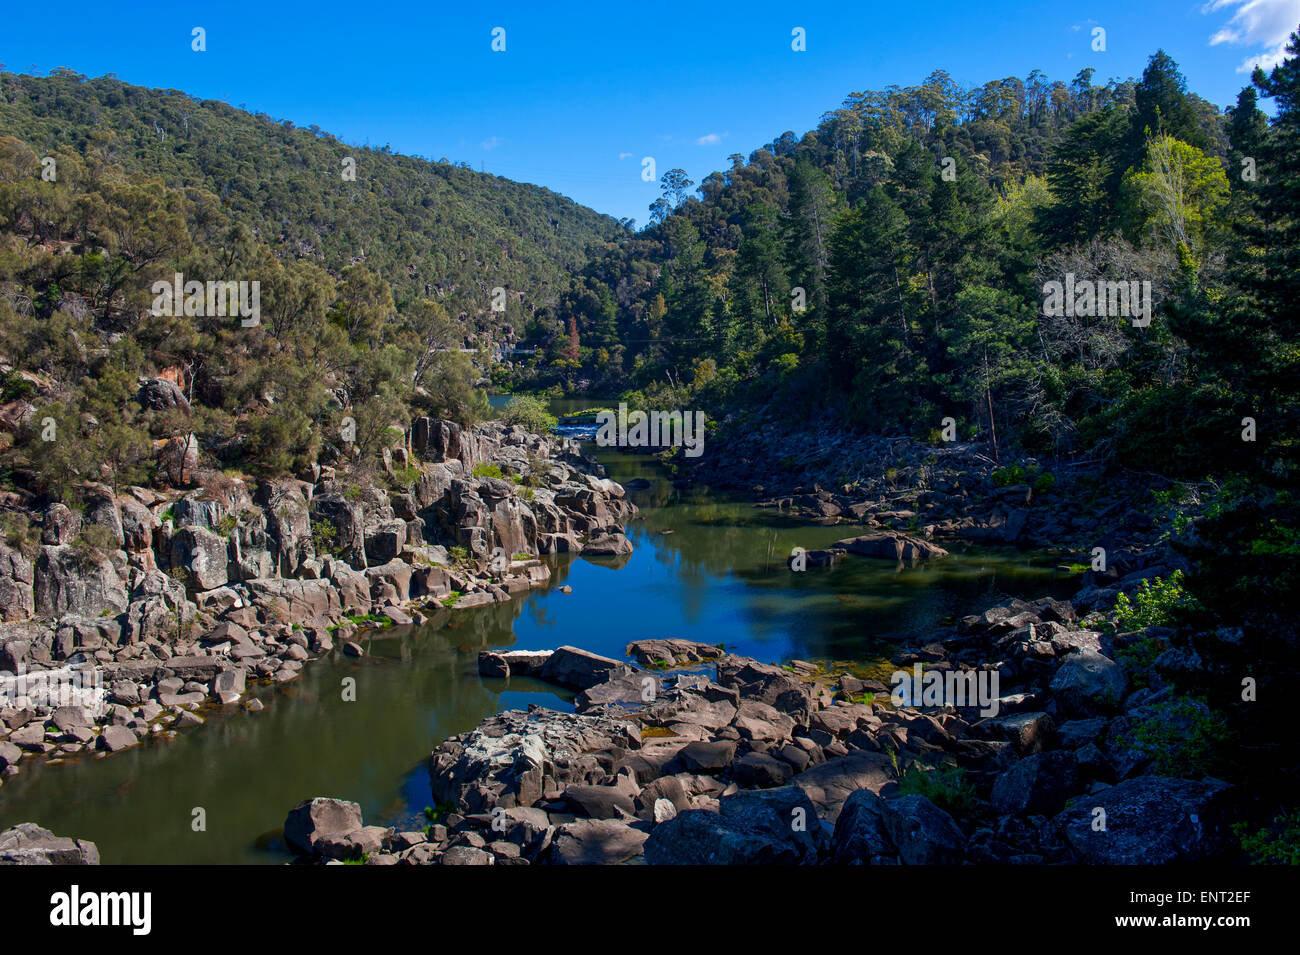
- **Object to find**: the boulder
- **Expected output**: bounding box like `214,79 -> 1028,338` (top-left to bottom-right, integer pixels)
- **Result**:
477,649 -> 551,679
833,532 -> 948,561
543,819 -> 648,865
676,739 -> 737,774
880,794 -> 966,864
169,526 -> 230,591
0,823 -> 99,865
137,377 -> 190,413
430,707 -> 640,814
1055,776 -> 1237,864
284,797 -> 364,857
0,544 -> 34,621
581,532 -> 633,557
990,751 -> 1080,816
733,751 -> 794,788
644,786 -> 828,865
1049,649 -> 1127,717
309,494 -> 367,569
539,646 -> 634,691
97,725 -> 139,753
562,784 -> 637,820
831,788 -> 895,864
34,546 -> 128,618
792,751 -> 896,822
625,638 -> 721,668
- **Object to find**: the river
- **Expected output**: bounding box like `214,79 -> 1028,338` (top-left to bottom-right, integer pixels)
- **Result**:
0,398 -> 1074,863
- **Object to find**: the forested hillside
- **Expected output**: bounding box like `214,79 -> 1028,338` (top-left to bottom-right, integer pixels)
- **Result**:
522,50 -> 1296,486
0,68 -> 622,489
0,69 -> 622,327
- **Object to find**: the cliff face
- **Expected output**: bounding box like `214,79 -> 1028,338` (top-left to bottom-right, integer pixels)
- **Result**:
0,417 -> 636,766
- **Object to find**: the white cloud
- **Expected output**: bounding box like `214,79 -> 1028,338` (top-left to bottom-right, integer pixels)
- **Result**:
481,136 -> 504,151
618,151 -> 633,160
1204,0 -> 1300,72
695,132 -> 723,145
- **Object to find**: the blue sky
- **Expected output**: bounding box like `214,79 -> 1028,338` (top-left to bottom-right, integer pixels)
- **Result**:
2,0 -> 1298,224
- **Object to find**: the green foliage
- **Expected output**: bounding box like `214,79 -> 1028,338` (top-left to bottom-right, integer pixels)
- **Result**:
0,72 -> 619,490
1128,696 -> 1229,777
310,520 -> 338,556
1236,811 -> 1300,865
500,395 -> 557,433
1113,570 -> 1203,632
898,764 -> 977,818
69,524 -> 117,568
471,463 -> 504,479
389,465 -> 421,488
0,511 -> 41,559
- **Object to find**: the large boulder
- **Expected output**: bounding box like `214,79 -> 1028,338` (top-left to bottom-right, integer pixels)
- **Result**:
543,819 -> 648,865
169,526 -> 231,591
716,656 -> 814,720
539,646 -> 634,691
429,707 -> 640,814
283,797 -> 364,857
990,751 -> 1080,816
880,794 -> 966,865
1054,776 -> 1237,864
33,546 -> 128,618
833,532 -> 948,561
81,491 -> 125,547
364,520 -> 408,563
309,494 -> 367,569
625,638 -> 721,668
137,377 -> 190,413
260,482 -> 313,577
1049,649 -> 1127,717
41,503 -> 80,546
831,788 -> 895,864
245,578 -> 339,625
644,786 -> 829,865
0,543 -> 34,621
118,498 -> 160,554
581,532 -> 633,558
791,752 -> 897,822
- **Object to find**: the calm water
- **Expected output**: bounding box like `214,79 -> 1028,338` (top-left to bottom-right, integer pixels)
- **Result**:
0,399 -> 1075,863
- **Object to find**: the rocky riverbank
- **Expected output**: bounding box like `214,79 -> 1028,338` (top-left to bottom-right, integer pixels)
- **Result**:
280,574 -> 1241,865
0,415 -> 636,785
682,404 -> 1184,583
273,407 -> 1243,867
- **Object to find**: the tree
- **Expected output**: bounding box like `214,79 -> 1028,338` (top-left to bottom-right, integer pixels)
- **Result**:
1122,135 -> 1229,272
1132,51 -> 1207,153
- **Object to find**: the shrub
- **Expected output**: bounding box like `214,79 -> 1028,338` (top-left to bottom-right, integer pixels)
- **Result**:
472,463 -> 504,479
0,511 -> 41,559
1113,570 -> 1203,632
311,520 -> 338,556
500,395 -> 557,433
70,524 -> 117,567
1128,696 -> 1229,777
1236,811 -> 1300,865
897,764 -> 977,818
